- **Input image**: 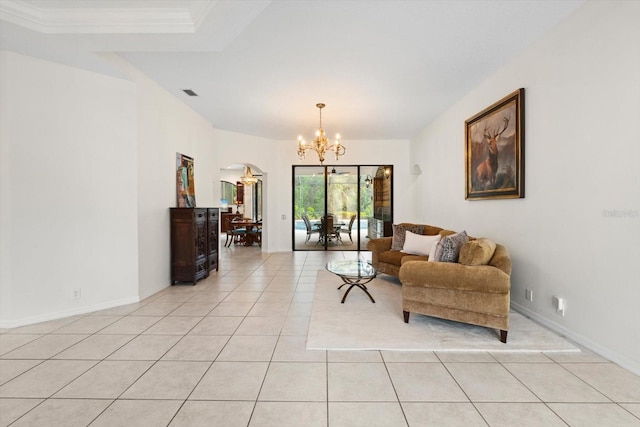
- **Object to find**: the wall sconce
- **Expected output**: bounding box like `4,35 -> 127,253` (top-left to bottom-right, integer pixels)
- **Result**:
384,167 -> 391,179
364,175 -> 372,188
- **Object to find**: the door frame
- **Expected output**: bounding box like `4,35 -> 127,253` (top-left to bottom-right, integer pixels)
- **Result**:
291,164 -> 393,251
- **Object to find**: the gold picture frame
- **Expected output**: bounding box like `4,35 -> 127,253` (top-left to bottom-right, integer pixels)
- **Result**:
465,88 -> 525,200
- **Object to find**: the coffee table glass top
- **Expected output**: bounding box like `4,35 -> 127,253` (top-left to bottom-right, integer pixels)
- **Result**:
326,260 -> 376,279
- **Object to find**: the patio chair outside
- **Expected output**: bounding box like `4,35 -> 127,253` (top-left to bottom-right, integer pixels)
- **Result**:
341,214 -> 357,242
302,214 -> 320,244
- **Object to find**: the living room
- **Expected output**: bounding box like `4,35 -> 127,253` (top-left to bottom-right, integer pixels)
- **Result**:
1,0 -> 638,419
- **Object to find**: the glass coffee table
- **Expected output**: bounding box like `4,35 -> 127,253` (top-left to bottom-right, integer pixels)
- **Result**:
326,260 -> 378,303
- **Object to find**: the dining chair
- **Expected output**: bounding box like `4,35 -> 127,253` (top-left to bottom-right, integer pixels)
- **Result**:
322,215 -> 341,243
341,214 -> 357,242
302,214 -> 320,244
226,218 -> 246,247
318,216 -> 327,245
248,222 -> 262,247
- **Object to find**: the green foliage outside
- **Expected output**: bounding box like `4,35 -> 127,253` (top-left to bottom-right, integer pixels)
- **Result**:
293,174 -> 373,221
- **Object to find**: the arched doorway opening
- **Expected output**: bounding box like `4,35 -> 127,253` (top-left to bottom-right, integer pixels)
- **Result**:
220,163 -> 265,251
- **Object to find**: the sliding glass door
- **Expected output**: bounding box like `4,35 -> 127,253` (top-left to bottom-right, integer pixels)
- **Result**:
293,165 -> 392,251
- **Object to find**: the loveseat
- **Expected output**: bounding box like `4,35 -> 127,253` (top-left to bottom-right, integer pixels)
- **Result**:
367,224 -> 453,277
366,223 -> 512,342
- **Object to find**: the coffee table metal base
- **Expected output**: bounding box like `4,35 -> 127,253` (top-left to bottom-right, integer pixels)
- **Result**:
326,260 -> 377,304
337,276 -> 376,303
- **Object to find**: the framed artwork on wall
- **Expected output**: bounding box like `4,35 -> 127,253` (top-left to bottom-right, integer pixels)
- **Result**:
176,153 -> 196,207
465,88 -> 525,200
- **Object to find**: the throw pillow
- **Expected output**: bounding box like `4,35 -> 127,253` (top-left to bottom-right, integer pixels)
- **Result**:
428,239 -> 440,261
402,231 -> 441,256
391,224 -> 424,251
434,230 -> 468,263
459,238 -> 497,266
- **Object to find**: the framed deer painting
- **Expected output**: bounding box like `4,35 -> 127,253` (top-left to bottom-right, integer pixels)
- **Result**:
465,88 -> 525,200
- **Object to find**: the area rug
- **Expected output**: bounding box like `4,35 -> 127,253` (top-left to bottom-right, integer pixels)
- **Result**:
307,270 -> 579,353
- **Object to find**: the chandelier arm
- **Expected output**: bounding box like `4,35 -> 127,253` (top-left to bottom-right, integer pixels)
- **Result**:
296,103 -> 344,165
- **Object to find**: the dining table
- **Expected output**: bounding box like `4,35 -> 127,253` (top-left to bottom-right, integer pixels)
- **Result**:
229,220 -> 262,246
312,219 -> 346,244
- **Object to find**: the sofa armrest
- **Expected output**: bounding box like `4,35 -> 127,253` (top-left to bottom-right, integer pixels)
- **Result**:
399,260 -> 510,293
367,237 -> 393,265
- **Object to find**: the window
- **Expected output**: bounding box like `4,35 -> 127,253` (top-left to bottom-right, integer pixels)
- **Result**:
221,181 -> 236,205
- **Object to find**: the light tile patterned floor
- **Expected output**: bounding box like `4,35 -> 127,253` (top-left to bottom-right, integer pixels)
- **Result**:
1,245 -> 639,426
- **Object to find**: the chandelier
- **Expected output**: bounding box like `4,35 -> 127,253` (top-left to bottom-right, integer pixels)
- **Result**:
239,166 -> 258,186
297,103 -> 345,164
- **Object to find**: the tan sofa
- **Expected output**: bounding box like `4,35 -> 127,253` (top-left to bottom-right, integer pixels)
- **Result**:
366,224 -> 453,277
367,223 -> 512,343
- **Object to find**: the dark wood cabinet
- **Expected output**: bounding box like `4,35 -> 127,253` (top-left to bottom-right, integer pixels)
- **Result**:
170,207 -> 219,285
206,208 -> 219,273
236,182 -> 245,205
372,167 -> 393,237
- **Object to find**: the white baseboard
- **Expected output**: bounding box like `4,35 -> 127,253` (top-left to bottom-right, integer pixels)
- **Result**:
0,296 -> 140,329
511,302 -> 639,376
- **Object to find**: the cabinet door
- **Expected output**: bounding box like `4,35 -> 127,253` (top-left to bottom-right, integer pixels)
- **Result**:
171,209 -> 197,283
194,209 -> 208,280
207,208 -> 219,272
171,215 -> 194,265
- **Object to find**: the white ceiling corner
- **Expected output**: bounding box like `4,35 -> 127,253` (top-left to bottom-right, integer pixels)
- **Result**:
0,0 -> 217,34
0,0 -> 586,140
189,0 -> 217,31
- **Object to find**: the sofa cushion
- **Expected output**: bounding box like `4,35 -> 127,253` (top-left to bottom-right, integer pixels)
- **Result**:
379,250 -> 406,266
459,238 -> 497,266
400,254 -> 430,265
433,230 -> 468,262
402,231 -> 441,256
391,224 -> 424,251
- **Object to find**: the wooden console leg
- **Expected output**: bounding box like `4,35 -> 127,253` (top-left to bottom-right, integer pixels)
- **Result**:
403,311 -> 410,323
500,330 -> 508,343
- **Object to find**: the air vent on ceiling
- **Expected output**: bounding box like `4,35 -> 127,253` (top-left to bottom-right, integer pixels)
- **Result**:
182,89 -> 198,97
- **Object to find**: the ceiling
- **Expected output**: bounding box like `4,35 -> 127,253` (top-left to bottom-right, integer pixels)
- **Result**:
0,0 -> 585,140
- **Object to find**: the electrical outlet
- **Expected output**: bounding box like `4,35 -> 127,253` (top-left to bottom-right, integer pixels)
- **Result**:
72,289 -> 81,299
525,289 -> 533,302
552,296 -> 565,316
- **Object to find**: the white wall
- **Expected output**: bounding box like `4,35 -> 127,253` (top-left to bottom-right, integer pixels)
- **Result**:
100,54 -> 220,300
213,132 -> 411,252
410,1 -> 640,373
0,47 -> 411,327
0,51 -> 139,327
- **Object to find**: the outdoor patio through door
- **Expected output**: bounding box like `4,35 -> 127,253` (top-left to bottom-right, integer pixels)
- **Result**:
292,165 -> 392,251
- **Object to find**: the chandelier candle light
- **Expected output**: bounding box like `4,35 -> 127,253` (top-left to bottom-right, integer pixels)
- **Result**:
297,103 -> 345,164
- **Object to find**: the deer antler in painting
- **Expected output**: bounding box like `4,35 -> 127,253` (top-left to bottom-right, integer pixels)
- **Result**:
475,115 -> 510,189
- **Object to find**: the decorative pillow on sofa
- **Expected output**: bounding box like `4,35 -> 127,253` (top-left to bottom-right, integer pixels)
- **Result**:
391,224 -> 424,251
428,238 -> 439,261
459,238 -> 497,266
433,230 -> 468,263
401,231 -> 441,256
